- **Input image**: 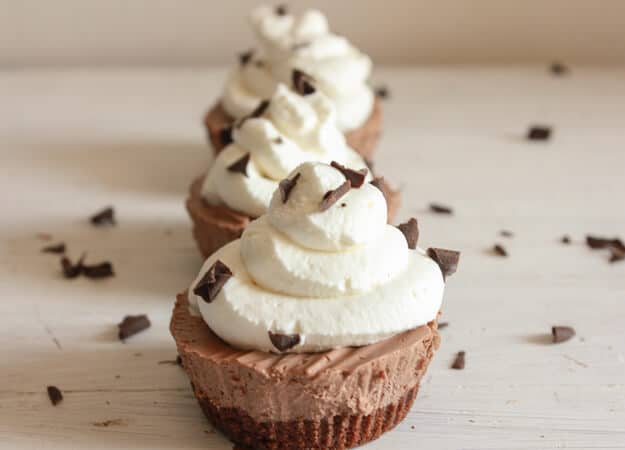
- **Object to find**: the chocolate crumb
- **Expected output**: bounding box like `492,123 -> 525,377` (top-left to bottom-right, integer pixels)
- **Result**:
397,218 -> 419,249
219,126 -> 233,146
374,85 -> 390,99
268,331 -> 300,352
500,230 -> 514,238
90,207 -> 116,226
61,254 -> 85,279
561,235 -> 571,244
193,260 -> 233,303
42,242 -> 66,254
227,153 -> 251,177
369,177 -> 384,192
527,126 -> 552,141
118,315 -> 151,340
292,69 -> 316,96
47,385 -> 63,406
438,322 -> 449,330
319,180 -> 351,212
275,4 -> 287,15
278,172 -> 301,203
427,248 -> 460,280
92,418 -> 125,428
552,326 -> 575,343
82,261 -> 114,279
239,49 -> 254,66
451,351 -> 465,370
493,244 -> 508,257
330,161 -> 368,188
429,203 -> 453,214
550,62 -> 569,76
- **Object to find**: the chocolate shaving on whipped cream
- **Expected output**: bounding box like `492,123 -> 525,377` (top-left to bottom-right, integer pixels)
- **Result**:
427,248 -> 460,280
227,153 -> 251,177
397,218 -> 419,249
278,172 -> 301,203
219,126 -> 233,146
239,49 -> 254,66
330,161 -> 368,188
292,69 -> 316,96
193,260 -> 232,303
268,331 -> 300,352
319,180 -> 351,212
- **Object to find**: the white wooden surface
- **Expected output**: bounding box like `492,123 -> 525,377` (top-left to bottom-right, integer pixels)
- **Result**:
1,67 -> 624,449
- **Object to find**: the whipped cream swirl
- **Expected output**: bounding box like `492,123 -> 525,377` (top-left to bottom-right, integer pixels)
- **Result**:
190,162 -> 445,353
202,83 -> 368,217
221,5 -> 374,131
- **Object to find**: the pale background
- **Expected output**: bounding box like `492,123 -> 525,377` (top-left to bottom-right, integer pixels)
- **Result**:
2,0 -> 625,67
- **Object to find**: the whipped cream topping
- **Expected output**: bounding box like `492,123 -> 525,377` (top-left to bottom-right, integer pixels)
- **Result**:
221,5 -> 374,131
202,84 -> 369,217
190,162 -> 446,353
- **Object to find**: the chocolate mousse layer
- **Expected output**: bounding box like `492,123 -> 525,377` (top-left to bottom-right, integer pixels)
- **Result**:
171,293 -> 440,449
203,97 -> 383,160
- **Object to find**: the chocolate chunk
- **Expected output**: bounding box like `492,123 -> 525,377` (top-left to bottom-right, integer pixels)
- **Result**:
500,230 -> 514,238
493,244 -> 508,257
438,322 -> 449,330
193,260 -> 233,303
61,254 -> 85,279
275,4 -> 287,15
292,69 -> 316,96
370,177 -> 384,192
82,261 -> 114,279
427,248 -> 460,279
47,385 -> 63,406
550,62 -> 569,76
429,203 -> 453,214
561,235 -> 571,244
278,172 -> 300,203
319,180 -> 351,212
527,126 -> 552,141
227,153 -> 251,177
268,331 -> 300,352
118,314 -> 151,340
374,85 -> 390,99
90,207 -> 116,226
397,218 -> 419,249
219,126 -> 233,146
42,242 -> 66,254
239,49 -> 254,66
330,161 -> 368,188
451,351 -> 465,370
552,326 -> 575,343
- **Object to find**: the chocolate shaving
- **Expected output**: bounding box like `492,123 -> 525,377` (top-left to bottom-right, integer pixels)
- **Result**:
319,180 -> 351,212
239,49 -> 254,66
82,261 -> 114,279
275,4 -> 287,15
429,203 -> 453,214
493,244 -> 508,257
527,126 -> 552,141
500,230 -> 514,238
330,161 -> 368,188
219,126 -> 233,146
61,254 -> 85,279
227,153 -> 251,177
451,351 -> 465,370
438,322 -> 449,330
552,326 -> 575,343
278,172 -> 300,203
374,85 -> 390,99
427,248 -> 460,279
268,331 -> 300,352
397,218 -> 419,249
370,176 -> 384,192
193,260 -> 233,303
47,385 -> 63,406
42,242 -> 66,254
550,62 -> 569,76
561,235 -> 571,244
90,207 -> 116,226
586,235 -> 625,251
292,69 -> 316,96
118,314 -> 151,340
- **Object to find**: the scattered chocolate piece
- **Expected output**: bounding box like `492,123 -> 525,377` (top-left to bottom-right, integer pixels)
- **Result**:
82,261 -> 114,279
118,315 -> 151,340
330,161 -> 368,188
193,260 -> 233,303
527,126 -> 552,141
552,326 -> 575,344
219,126 -> 233,146
451,351 -> 465,370
92,419 -> 125,427
438,322 -> 449,330
319,180 -> 351,212
429,203 -> 453,214
374,85 -> 390,99
493,244 -> 508,257
61,254 -> 85,279
397,218 -> 419,249
369,177 -> 384,192
610,247 -> 625,263
550,62 -> 569,76
239,49 -> 254,66
90,207 -> 116,226
275,4 -> 287,15
586,235 -> 625,251
273,136 -> 283,144
268,331 -> 300,352
561,235 -> 571,244
227,153 -> 251,177
500,230 -> 514,238
427,248 -> 460,279
47,385 -> 63,406
42,242 -> 66,254
292,69 -> 316,96
278,172 -> 301,203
